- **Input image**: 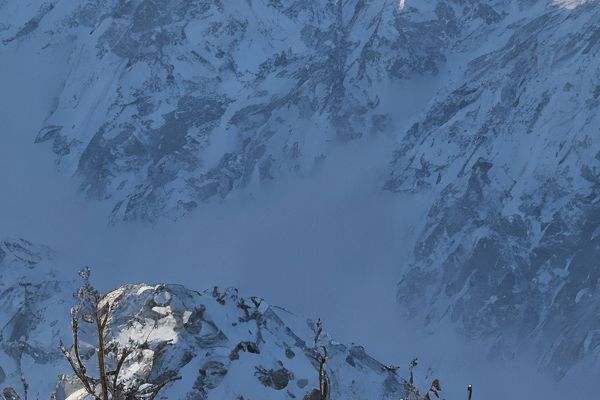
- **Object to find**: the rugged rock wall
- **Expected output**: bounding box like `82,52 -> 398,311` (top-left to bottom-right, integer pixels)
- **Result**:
0,0 -> 517,221
388,1 -> 600,376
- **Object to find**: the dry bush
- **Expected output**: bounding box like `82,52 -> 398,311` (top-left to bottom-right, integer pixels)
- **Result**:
59,268 -> 178,400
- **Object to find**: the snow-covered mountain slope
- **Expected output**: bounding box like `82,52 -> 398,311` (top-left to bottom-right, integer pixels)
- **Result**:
2,0 -> 600,383
0,0 -> 514,222
0,238 -> 413,399
387,0 -> 600,377
0,239 -> 75,399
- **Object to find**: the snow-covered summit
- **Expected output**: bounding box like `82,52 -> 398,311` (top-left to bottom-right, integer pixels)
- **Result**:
0,239 -> 415,399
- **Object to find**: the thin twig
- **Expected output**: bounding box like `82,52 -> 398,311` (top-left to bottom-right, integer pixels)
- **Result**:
112,346 -> 133,393
95,304 -> 110,400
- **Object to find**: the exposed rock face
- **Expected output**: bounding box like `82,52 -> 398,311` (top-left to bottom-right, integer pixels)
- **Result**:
387,0 -> 600,377
0,239 -> 75,399
0,0 -> 514,222
0,239 -> 411,399
81,284 -> 411,399
2,0 -> 600,382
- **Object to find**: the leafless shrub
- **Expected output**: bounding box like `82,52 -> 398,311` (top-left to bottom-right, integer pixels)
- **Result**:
401,358 -> 443,400
304,319 -> 329,400
59,268 -> 179,399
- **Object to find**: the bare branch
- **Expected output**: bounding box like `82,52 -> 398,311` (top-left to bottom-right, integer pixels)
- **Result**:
70,309 -> 87,376
318,346 -> 329,400
95,303 -> 110,400
20,374 -> 28,400
111,346 -> 133,393
143,375 -> 182,400
60,270 -> 176,399
314,318 -> 323,346
312,319 -> 329,400
59,341 -> 98,399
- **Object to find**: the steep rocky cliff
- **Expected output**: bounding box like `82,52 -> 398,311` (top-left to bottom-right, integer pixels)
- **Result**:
387,0 -> 600,377
1,0 -> 516,221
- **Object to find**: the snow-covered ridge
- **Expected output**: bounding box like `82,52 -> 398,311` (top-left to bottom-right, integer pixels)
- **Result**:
0,238 -> 414,399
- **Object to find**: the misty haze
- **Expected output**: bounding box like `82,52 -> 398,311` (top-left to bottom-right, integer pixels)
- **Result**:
0,0 -> 598,399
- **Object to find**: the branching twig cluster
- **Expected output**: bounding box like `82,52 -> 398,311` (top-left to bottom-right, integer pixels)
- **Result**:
400,358 -> 445,400
59,268 -> 178,399
309,319 -> 329,400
